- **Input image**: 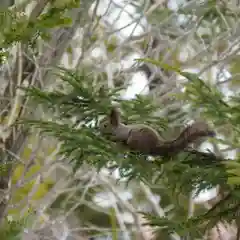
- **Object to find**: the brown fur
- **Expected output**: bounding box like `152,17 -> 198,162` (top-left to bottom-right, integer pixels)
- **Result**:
99,107 -> 215,156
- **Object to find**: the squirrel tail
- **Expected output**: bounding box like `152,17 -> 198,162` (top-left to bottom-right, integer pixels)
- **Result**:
151,122 -> 215,156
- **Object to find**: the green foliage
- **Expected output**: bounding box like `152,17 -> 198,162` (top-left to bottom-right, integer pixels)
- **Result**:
110,208 -> 118,240
143,187 -> 240,237
0,2 -> 81,77
19,64 -> 240,237
135,58 -> 240,236
225,159 -> 240,186
0,0 -> 238,238
0,217 -> 27,240
137,58 -> 240,139
10,155 -> 54,216
20,68 -> 167,179
0,0 -> 79,62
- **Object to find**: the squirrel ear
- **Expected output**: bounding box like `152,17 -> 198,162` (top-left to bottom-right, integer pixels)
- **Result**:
109,107 -> 121,126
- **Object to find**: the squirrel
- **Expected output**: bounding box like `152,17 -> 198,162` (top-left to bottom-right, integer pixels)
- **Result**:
99,107 -> 216,157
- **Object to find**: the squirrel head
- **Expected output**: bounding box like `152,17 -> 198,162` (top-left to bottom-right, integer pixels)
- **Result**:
99,107 -> 121,135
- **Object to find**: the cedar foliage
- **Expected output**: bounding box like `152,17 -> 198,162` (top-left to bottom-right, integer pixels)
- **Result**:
21,66 -> 240,238
0,0 -> 240,239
